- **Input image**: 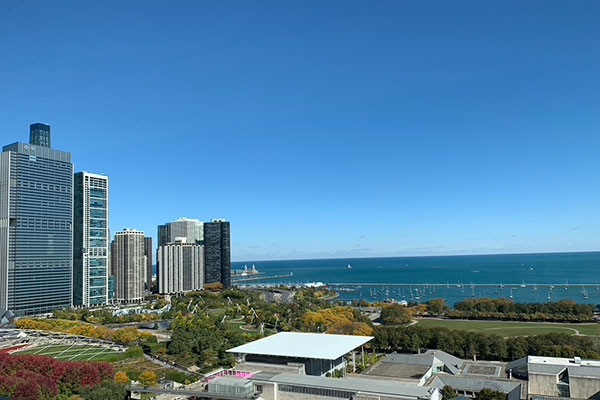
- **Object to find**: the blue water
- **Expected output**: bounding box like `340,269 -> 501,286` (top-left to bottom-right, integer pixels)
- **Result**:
232,252 -> 600,306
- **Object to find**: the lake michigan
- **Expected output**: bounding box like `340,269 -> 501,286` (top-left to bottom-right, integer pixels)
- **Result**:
232,252 -> 600,306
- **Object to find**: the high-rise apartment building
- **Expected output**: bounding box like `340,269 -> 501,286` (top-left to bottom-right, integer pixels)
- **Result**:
157,218 -> 203,292
157,218 -> 203,246
144,236 -> 153,291
157,239 -> 204,294
29,123 -> 51,148
73,172 -> 109,307
0,126 -> 73,316
112,229 -> 145,303
203,220 -> 231,288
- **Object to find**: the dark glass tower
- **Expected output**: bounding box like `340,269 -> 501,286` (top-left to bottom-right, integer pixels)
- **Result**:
29,123 -> 51,148
203,220 -> 231,288
144,237 -> 153,291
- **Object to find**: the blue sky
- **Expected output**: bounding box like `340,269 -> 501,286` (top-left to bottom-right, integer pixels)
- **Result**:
1,1 -> 599,261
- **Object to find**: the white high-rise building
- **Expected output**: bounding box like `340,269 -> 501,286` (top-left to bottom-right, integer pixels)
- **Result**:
157,218 -> 203,247
73,172 -> 109,307
157,239 -> 204,294
112,229 -> 145,303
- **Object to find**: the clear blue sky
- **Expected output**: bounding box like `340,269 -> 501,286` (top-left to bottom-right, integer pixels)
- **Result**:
1,1 -> 599,261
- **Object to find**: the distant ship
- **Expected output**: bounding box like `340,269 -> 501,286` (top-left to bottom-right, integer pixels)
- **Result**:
347,264 -> 353,270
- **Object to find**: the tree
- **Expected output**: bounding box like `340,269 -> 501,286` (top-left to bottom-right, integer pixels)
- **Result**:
80,381 -> 127,400
475,389 -> 507,400
138,371 -> 158,387
114,372 -> 130,385
441,386 -> 458,400
428,299 -> 449,316
380,304 -> 412,325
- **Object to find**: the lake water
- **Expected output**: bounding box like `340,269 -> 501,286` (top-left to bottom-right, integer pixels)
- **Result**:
232,252 -> 600,306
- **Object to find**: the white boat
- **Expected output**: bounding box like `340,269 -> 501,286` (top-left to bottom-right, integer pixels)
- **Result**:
347,264 -> 353,270
520,280 -> 526,288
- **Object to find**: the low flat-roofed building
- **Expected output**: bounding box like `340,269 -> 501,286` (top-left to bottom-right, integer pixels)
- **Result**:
429,375 -> 524,400
365,353 -> 445,384
227,332 -> 373,376
507,356 -> 600,399
366,350 -> 465,384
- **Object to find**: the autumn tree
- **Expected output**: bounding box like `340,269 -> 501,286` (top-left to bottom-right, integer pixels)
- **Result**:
115,372 -> 130,385
138,371 -> 158,387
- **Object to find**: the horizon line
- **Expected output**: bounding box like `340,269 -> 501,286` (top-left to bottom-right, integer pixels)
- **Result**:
232,249 -> 600,264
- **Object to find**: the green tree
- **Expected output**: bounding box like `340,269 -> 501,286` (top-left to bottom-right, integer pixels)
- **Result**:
441,386 -> 458,400
80,381 -> 127,400
428,299 -> 449,316
380,304 -> 412,325
475,389 -> 507,400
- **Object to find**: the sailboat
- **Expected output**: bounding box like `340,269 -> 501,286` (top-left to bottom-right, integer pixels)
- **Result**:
347,264 -> 353,270
520,280 -> 526,288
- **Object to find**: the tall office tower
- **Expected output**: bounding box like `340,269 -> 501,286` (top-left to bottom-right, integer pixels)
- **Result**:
157,239 -> 204,294
203,220 -> 231,288
73,172 -> 109,307
0,128 -> 73,317
112,229 -> 146,303
29,123 -> 51,148
144,237 -> 153,291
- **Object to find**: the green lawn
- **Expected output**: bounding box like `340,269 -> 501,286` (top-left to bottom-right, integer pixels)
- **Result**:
414,318 -> 600,337
15,344 -> 142,362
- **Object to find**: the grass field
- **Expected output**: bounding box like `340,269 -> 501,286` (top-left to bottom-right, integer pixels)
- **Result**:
414,318 -> 600,337
15,344 -> 141,362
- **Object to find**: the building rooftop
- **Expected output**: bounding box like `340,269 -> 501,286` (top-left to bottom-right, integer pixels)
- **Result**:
262,373 -> 437,398
527,356 -> 600,368
366,363 -> 432,380
430,375 -> 522,394
227,332 -> 373,361
425,349 -> 465,374
568,366 -> 600,378
384,353 -> 437,366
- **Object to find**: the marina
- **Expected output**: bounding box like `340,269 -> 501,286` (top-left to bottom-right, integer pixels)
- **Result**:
232,252 -> 600,306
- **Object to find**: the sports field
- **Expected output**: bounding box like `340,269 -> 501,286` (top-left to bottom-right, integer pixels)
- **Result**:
414,318 -> 600,337
15,344 -> 131,362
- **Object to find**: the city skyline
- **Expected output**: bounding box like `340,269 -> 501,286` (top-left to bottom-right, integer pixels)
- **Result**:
2,1 -> 599,261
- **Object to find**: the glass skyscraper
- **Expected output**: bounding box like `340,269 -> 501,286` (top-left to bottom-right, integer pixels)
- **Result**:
73,172 -> 109,307
0,129 -> 73,316
29,123 -> 51,148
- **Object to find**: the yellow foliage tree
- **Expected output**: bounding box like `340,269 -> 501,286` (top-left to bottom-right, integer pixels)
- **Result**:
115,371 -> 131,385
138,371 -> 158,387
